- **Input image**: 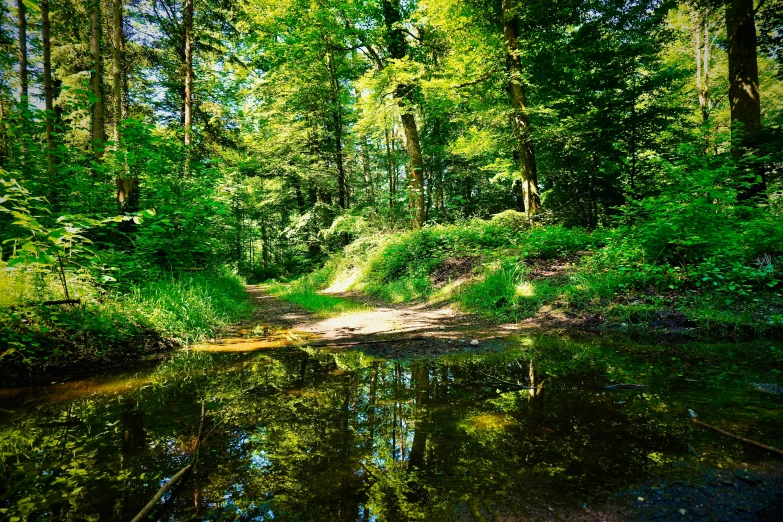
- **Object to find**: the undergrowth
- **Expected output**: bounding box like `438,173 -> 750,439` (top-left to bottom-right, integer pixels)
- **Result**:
0,269 -> 253,379
272,199 -> 783,337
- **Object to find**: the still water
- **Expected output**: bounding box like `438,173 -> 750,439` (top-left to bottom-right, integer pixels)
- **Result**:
1,334 -> 782,521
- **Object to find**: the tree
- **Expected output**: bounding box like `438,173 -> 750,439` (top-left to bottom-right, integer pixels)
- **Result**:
16,0 -> 28,103
501,0 -> 540,217
726,0 -> 761,144
42,0 -> 55,181
184,0 -> 193,146
383,0 -> 427,229
90,0 -> 105,159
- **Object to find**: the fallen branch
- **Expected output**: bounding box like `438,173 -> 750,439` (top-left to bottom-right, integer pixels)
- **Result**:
42,299 -> 81,306
688,409 -> 783,458
130,401 -> 206,522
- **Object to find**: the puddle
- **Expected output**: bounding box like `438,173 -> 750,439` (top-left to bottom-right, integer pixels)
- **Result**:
1,335 -> 782,521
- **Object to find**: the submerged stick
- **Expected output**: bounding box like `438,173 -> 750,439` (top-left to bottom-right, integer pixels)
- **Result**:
130,401 -> 206,522
688,409 -> 783,458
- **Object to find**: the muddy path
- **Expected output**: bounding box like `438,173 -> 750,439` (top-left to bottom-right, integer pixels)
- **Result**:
201,284 -> 520,357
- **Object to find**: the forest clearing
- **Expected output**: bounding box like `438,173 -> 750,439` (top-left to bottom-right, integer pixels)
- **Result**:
2,0 -> 783,520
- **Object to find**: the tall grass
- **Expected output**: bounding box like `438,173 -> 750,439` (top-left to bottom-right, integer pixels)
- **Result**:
126,273 -> 254,343
1,270 -> 254,373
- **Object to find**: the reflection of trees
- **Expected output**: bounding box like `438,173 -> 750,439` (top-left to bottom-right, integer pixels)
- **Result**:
1,341 -> 686,521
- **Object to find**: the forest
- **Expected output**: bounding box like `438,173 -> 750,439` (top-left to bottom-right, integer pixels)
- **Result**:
2,0 -> 783,362
1,1 -> 783,519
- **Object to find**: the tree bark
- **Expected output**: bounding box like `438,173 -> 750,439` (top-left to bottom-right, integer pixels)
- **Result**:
112,0 -> 126,142
383,0 -> 426,229
726,0 -> 760,143
17,0 -> 27,103
400,112 -> 426,229
361,137 -> 375,207
112,0 -> 138,226
502,0 -> 540,218
726,0 -> 765,199
184,0 -> 194,146
694,8 -> 712,123
385,126 -> 396,216
42,0 -> 56,180
326,51 -> 347,209
90,0 -> 105,159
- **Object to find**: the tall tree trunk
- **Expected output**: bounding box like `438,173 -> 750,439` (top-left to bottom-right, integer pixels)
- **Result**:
383,0 -> 426,229
726,0 -> 764,199
112,0 -> 137,227
17,0 -> 27,103
726,0 -> 760,144
399,112 -> 426,229
385,126 -> 395,216
361,137 -> 375,207
502,0 -> 540,218
184,0 -> 193,146
326,52 -> 347,209
112,0 -> 126,143
42,0 -> 56,181
695,8 -> 711,123
90,0 -> 105,159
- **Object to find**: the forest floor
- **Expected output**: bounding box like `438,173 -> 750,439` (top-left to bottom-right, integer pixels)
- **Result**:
199,284 -> 521,357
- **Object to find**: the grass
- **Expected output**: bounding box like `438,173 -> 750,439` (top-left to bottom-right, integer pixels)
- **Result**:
125,273 -> 254,343
270,213 -> 783,337
0,268 -> 254,380
267,281 -> 370,318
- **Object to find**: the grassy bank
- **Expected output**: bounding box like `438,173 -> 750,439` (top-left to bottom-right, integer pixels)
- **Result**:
274,211 -> 783,338
0,269 -> 254,383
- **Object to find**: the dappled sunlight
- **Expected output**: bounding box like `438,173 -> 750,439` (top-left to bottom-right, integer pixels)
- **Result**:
464,413 -> 518,432
515,281 -> 536,297
322,269 -> 361,293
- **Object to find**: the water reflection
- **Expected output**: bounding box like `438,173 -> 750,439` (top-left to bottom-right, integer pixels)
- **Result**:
1,336 -> 781,521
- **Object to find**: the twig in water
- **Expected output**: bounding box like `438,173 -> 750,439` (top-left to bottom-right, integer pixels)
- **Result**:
130,401 -> 206,522
688,409 -> 783,459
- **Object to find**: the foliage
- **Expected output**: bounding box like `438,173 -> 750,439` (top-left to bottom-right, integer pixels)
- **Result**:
0,270 -> 252,376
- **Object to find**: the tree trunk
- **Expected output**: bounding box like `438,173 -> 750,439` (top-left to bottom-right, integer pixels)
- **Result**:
42,0 -> 56,181
17,0 -> 27,103
112,0 -> 138,230
184,0 -> 193,146
361,137 -> 375,207
694,8 -> 711,123
502,0 -> 540,218
385,126 -> 395,216
384,0 -> 426,229
326,52 -> 347,209
400,112 -> 426,229
726,0 -> 760,144
112,0 -> 126,143
727,0 -> 765,200
90,0 -> 105,159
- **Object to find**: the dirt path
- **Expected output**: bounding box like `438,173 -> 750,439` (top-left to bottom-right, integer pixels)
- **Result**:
202,285 -> 516,357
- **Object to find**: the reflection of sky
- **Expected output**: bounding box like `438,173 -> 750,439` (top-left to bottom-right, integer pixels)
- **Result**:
251,450 -> 272,470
